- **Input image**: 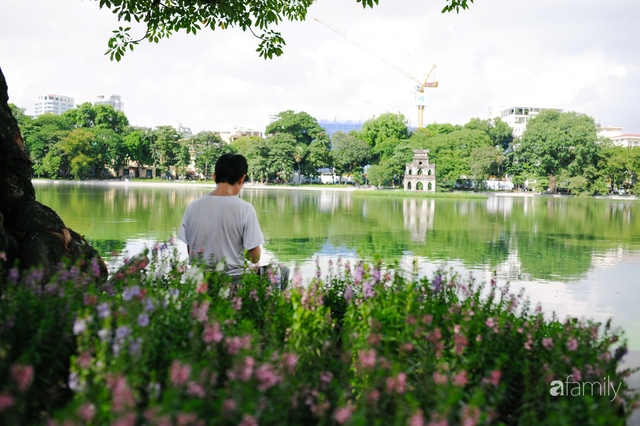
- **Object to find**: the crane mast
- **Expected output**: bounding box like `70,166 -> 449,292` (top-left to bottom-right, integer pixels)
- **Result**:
314,18 -> 438,128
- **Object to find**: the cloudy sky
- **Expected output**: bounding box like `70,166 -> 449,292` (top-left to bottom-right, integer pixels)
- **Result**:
2,0 -> 639,134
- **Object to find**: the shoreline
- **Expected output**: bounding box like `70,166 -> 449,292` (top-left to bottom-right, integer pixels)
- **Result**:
31,179 -> 640,200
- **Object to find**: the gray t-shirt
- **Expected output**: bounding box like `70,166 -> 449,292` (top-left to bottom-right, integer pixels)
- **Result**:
178,194 -> 264,276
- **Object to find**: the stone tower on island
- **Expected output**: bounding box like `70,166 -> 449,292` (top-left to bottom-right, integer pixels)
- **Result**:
403,149 -> 436,192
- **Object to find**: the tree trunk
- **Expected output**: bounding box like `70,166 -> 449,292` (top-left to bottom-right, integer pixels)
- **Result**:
0,67 -> 107,283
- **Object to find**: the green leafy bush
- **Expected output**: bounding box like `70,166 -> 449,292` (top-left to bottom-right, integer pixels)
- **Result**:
0,243 -> 637,425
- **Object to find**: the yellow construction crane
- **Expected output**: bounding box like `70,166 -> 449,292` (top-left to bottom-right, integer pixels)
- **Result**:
314,18 -> 438,128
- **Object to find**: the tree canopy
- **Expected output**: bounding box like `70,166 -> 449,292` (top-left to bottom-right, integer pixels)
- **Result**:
99,0 -> 476,61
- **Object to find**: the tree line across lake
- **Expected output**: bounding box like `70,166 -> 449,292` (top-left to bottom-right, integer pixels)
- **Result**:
10,103 -> 640,195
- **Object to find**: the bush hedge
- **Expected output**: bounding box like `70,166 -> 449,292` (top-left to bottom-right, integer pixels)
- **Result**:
0,242 -> 637,425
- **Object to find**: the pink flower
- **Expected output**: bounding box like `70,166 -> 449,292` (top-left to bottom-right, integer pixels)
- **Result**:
453,371 -> 468,387
77,403 -> 96,422
485,318 -> 495,328
572,367 -> 582,382
239,414 -> 258,426
357,349 -> 377,369
256,363 -> 281,391
109,375 -> 135,413
422,314 -> 433,324
176,412 -> 200,426
232,297 -> 242,311
187,381 -> 206,398
409,410 -> 425,426
567,338 -> 578,351
191,300 -> 210,322
333,406 -> 353,424
396,372 -> 407,393
461,405 -> 480,426
367,389 -> 380,403
454,334 -> 468,355
203,322 -> 224,344
292,271 -> 302,287
112,412 -> 136,426
239,356 -> 255,382
281,352 -> 298,374
402,342 -> 415,352
320,371 -> 333,386
77,351 -> 92,369
0,392 -> 15,412
453,324 -> 461,334
433,372 -> 448,385
11,364 -> 34,392
475,334 -> 482,342
196,282 -> 208,293
489,369 -> 501,386
170,360 -> 192,386
222,399 -> 237,413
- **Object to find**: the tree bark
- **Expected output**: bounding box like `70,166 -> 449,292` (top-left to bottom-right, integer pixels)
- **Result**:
0,67 -> 107,282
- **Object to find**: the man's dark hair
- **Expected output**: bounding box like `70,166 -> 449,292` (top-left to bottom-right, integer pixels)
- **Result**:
214,153 -> 248,184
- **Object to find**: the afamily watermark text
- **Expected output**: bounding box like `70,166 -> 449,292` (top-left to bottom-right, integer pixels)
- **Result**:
550,375 -> 622,402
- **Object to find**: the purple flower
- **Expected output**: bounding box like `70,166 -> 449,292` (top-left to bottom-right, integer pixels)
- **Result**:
143,297 -> 154,312
372,268 -> 381,284
137,313 -> 150,327
8,268 -> 19,284
344,285 -> 353,302
116,325 -> 131,341
129,338 -> 143,357
123,286 -> 140,301
432,275 -> 443,294
363,281 -> 374,299
91,257 -> 101,278
354,264 -> 364,283
97,302 -> 110,319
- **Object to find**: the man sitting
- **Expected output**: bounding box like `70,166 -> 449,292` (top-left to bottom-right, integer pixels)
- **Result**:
178,153 -> 263,281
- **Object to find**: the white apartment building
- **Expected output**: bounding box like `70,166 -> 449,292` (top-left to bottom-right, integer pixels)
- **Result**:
34,94 -> 74,116
609,134 -> 640,148
488,106 -> 563,138
597,125 -> 623,139
598,126 -> 640,147
94,94 -> 124,112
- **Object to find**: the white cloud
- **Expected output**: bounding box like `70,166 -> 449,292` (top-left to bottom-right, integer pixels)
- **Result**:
1,0 -> 639,134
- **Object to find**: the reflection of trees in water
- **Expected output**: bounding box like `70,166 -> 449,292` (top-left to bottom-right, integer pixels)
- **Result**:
34,184 -> 640,282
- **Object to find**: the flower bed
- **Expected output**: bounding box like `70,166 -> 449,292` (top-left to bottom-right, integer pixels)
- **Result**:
0,244 -> 637,425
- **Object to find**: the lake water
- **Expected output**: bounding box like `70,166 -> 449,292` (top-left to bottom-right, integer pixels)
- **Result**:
33,180 -> 640,350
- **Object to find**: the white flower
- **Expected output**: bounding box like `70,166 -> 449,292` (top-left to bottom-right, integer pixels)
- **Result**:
73,319 -> 87,335
185,265 -> 204,283
216,260 -> 225,272
219,286 -> 231,299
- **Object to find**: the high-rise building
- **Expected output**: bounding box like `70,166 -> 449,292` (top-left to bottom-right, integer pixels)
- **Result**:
488,106 -> 563,138
94,94 -> 124,112
34,94 -> 74,116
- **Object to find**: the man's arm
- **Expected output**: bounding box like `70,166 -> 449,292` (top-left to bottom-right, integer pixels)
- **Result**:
245,246 -> 261,263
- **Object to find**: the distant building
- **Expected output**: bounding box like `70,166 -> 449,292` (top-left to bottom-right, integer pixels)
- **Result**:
220,127 -> 263,143
597,126 -> 640,147
609,134 -> 640,148
173,121 -> 193,139
34,94 -> 74,116
94,94 -> 124,112
598,125 -> 623,139
488,106 -> 563,138
318,119 -> 365,137
404,149 -> 436,192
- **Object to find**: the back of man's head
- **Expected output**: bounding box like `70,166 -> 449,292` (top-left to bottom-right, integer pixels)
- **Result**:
215,153 -> 248,184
